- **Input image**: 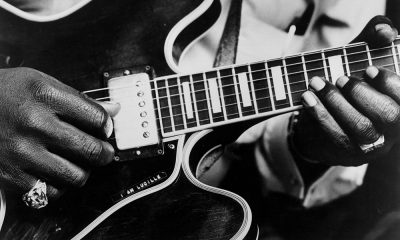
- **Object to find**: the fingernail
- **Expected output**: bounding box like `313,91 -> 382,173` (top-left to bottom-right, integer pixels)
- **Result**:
366,66 -> 379,79
302,91 -> 317,107
375,23 -> 391,32
105,117 -> 114,138
336,76 -> 349,88
309,77 -> 326,91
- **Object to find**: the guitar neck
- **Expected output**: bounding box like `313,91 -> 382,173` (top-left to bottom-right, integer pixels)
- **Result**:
154,37 -> 400,138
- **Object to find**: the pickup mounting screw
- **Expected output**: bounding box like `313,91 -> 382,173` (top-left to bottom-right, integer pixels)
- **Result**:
136,150 -> 141,155
114,156 -> 120,161
168,144 -> 175,150
143,132 -> 150,138
123,70 -> 131,75
103,72 -> 109,77
157,149 -> 163,155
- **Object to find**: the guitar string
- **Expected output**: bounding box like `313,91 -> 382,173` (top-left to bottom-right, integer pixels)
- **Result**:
95,56 -> 396,104
89,51 -> 398,103
82,44 -> 398,95
111,62 -> 396,133
102,62 -> 396,115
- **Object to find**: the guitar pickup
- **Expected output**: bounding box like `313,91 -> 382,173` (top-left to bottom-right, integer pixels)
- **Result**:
107,71 -> 159,150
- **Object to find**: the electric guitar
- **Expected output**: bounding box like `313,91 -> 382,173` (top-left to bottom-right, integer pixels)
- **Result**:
0,0 -> 400,239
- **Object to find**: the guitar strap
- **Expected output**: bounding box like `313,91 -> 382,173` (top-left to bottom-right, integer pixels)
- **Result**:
213,0 -> 243,67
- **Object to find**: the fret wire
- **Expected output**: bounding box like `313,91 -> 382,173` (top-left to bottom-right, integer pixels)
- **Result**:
392,42 -> 400,75
151,52 -> 398,93
247,64 -> 259,114
203,72 -> 214,124
321,50 -> 329,82
165,79 -> 176,132
177,77 -> 187,129
84,44 -> 398,95
343,46 -> 351,76
190,75 -> 200,126
217,70 -> 228,121
87,49 -> 399,97
98,57 -> 396,103
232,68 -> 243,117
102,61 -> 398,112
109,61 -> 398,133
265,62 -> 276,110
282,58 -> 294,106
154,79 -> 166,134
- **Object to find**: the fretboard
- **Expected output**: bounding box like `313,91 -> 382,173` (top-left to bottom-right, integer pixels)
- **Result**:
154,37 -> 400,137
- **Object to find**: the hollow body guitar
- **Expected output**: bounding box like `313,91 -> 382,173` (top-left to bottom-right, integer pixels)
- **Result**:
1,0 -> 400,239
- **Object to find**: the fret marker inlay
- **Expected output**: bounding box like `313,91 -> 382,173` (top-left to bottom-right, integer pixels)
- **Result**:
237,73 -> 252,107
328,55 -> 345,85
182,82 -> 194,119
271,66 -> 286,101
207,78 -> 222,113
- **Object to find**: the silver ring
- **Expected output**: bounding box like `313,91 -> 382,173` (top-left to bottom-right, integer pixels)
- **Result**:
359,135 -> 385,153
22,179 -> 48,209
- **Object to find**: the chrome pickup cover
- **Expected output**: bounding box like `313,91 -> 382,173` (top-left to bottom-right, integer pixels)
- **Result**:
108,73 -> 159,150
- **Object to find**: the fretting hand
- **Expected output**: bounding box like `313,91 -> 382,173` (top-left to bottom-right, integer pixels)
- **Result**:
0,67 -> 119,200
292,16 -> 400,166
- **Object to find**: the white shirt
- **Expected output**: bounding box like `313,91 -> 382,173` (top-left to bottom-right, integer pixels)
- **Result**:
181,0 -> 386,208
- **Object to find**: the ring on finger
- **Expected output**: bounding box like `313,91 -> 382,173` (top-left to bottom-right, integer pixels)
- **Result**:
359,135 -> 385,153
22,179 -> 48,209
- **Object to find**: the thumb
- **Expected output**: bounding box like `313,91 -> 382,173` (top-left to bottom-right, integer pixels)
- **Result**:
351,15 -> 398,47
96,101 -> 121,117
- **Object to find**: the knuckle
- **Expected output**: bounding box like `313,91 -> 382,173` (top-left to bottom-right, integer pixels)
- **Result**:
8,139 -> 31,159
353,117 -> 376,139
31,79 -> 59,104
88,106 -> 108,130
315,108 -> 331,123
21,109 -> 46,130
82,138 -> 103,164
382,104 -> 400,126
70,170 -> 89,188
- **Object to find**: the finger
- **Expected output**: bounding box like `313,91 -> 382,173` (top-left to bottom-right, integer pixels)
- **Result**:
44,121 -> 115,167
301,91 -> 365,165
301,91 -> 349,145
351,16 -> 398,47
95,101 -> 121,117
310,77 -> 381,144
31,79 -> 113,138
20,147 -> 90,189
366,66 -> 400,104
336,75 -> 400,134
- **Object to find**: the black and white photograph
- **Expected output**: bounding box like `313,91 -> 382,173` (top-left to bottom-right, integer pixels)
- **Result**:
0,0 -> 399,239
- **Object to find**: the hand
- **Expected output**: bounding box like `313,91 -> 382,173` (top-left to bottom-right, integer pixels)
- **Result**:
0,67 -> 120,199
292,16 -> 400,166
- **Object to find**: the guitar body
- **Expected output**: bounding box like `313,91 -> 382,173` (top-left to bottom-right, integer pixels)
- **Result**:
0,0 -> 258,239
